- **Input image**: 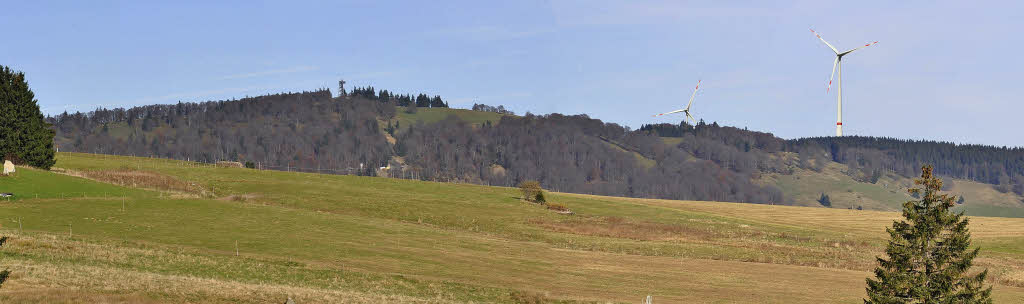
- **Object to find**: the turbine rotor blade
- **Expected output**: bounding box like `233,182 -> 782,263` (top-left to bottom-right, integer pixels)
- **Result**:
685,80 -> 700,111
653,109 -> 685,117
810,29 -> 839,54
686,112 -> 696,125
828,57 -> 838,93
843,41 -> 878,55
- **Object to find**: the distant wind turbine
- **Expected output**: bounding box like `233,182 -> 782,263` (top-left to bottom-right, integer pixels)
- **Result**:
811,29 -> 877,137
653,80 -> 701,125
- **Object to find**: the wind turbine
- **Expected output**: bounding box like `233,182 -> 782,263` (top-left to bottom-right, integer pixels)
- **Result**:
653,80 -> 701,125
811,29 -> 877,136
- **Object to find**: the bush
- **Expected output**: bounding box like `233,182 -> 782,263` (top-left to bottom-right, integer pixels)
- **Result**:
817,193 -> 832,208
518,180 -> 542,201
546,202 -> 570,212
534,192 -> 546,203
244,161 -> 256,169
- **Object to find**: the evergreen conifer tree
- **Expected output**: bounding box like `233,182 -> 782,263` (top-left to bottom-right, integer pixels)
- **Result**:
0,65 -> 55,169
818,193 -> 832,207
865,165 -> 991,303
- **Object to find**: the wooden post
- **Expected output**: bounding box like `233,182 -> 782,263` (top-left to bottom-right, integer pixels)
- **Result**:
235,240 -> 239,256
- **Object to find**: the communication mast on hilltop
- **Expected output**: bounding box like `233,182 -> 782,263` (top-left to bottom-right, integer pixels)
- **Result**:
338,79 -> 347,97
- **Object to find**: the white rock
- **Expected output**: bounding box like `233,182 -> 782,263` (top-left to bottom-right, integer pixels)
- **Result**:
2,160 -> 14,175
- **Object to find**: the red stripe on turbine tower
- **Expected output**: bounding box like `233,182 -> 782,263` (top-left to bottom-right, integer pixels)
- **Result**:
837,122 -> 843,125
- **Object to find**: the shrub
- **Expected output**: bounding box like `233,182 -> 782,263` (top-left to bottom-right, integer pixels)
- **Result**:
244,161 -> 256,169
534,191 -> 546,203
546,202 -> 570,212
817,193 -> 832,208
518,180 -> 542,201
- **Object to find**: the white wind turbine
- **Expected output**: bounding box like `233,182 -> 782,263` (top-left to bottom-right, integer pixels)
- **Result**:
811,29 -> 877,136
653,80 -> 701,125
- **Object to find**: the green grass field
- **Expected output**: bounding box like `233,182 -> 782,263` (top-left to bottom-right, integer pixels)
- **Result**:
760,161 -> 1024,218
392,107 -> 507,133
0,152 -> 1023,303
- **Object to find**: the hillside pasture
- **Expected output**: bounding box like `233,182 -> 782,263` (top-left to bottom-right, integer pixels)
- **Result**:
0,152 -> 1022,302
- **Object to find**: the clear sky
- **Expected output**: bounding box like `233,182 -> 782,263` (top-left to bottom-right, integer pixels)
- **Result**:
3,1 -> 1022,147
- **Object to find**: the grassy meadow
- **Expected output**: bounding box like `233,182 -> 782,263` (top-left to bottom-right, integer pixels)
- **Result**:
0,152 -> 1022,303
392,107 -> 508,133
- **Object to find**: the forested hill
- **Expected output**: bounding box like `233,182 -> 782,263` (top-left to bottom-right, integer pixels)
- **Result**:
47,88 -> 1024,208
790,136 -> 1024,188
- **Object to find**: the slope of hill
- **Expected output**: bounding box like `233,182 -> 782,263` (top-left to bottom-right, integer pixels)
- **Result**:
392,107 -> 507,133
0,152 -> 1023,303
46,89 -> 1024,216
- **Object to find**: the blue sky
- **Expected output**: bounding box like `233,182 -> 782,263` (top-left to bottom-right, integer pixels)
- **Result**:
3,1 -> 1022,147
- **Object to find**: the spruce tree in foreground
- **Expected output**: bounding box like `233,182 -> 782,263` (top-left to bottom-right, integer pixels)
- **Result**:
865,166 -> 991,303
0,65 -> 55,169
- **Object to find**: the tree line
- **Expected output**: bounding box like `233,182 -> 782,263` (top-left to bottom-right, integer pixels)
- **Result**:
347,86 -> 448,108
643,121 -> 1024,195
395,113 -> 784,204
470,103 -> 514,115
788,136 -> 1024,195
49,85 -> 1024,205
49,90 -> 393,175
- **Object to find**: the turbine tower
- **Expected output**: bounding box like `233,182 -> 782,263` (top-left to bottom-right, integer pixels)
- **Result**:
653,80 -> 701,125
811,29 -> 877,136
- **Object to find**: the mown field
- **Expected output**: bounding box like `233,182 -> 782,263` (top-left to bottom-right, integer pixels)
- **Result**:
0,152 -> 1022,303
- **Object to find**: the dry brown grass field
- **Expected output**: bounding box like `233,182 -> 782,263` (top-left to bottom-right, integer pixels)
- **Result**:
0,152 -> 1021,303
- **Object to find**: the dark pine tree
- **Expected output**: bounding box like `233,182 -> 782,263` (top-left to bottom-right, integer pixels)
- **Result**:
0,65 -> 56,169
865,166 -> 991,303
817,193 -> 832,208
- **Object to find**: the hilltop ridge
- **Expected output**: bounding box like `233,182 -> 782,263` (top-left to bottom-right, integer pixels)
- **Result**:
46,88 -> 1024,216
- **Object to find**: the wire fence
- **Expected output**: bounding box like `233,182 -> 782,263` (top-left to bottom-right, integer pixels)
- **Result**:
2,190 -> 139,202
